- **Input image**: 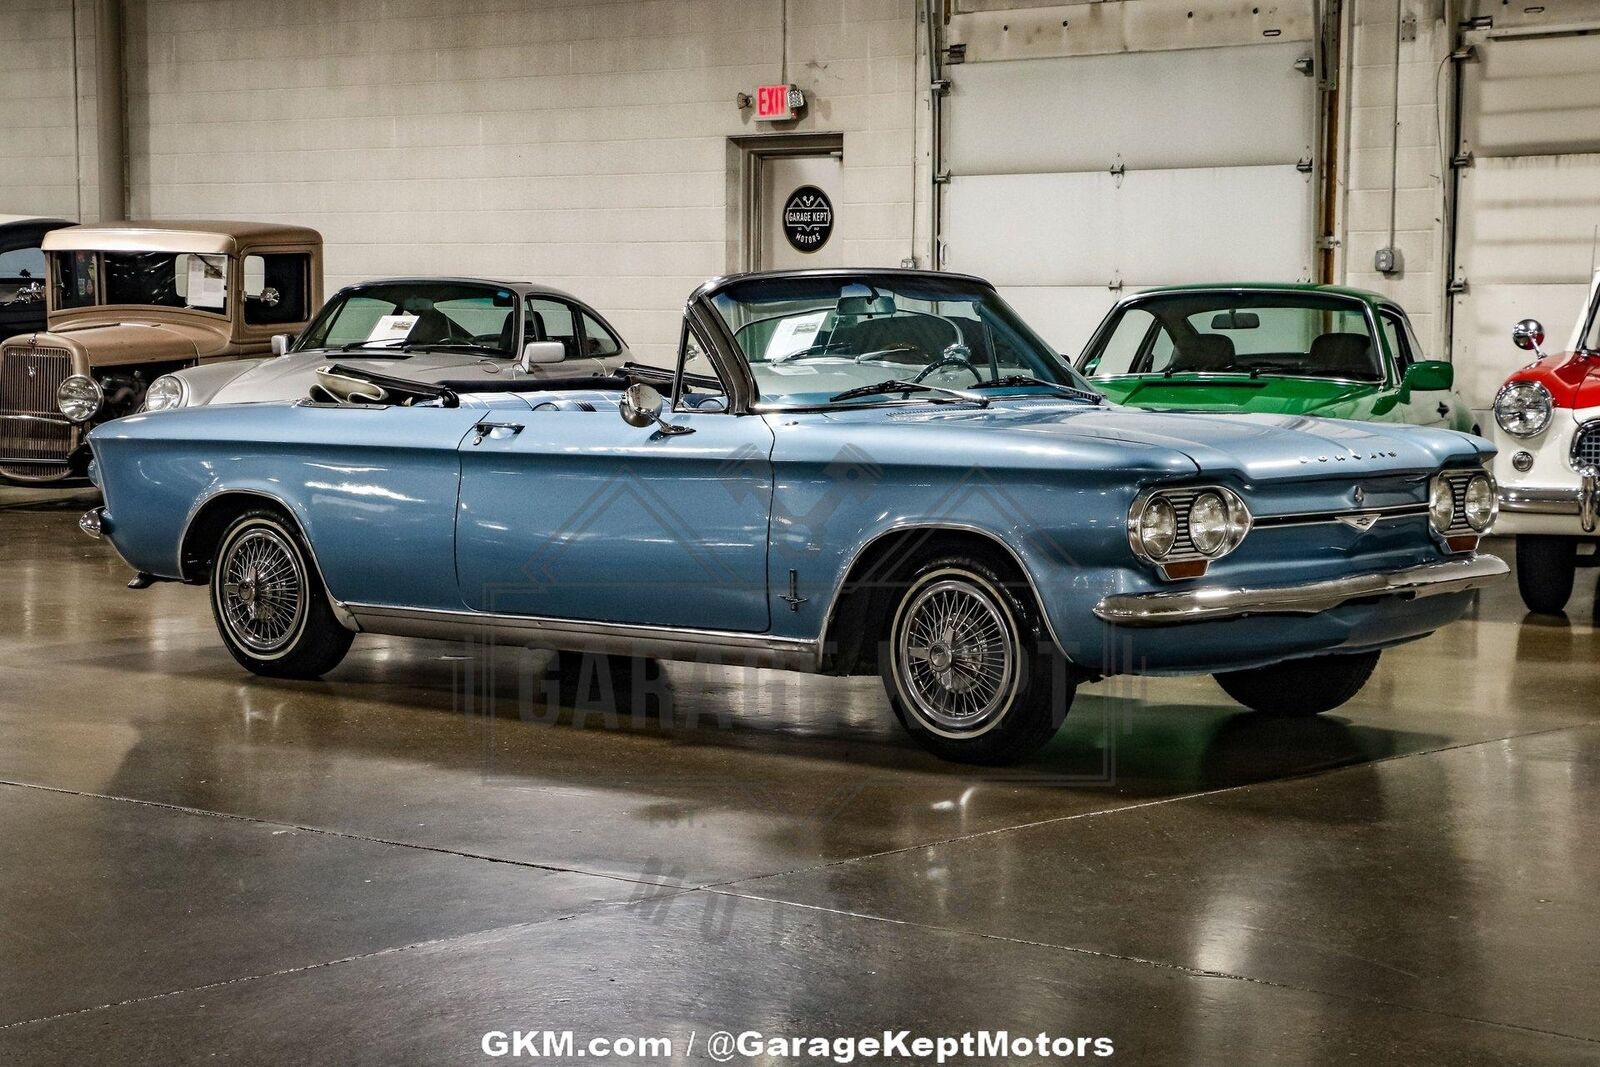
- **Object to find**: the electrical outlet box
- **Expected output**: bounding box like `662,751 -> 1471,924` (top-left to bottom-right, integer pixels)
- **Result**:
1374,247 -> 1402,274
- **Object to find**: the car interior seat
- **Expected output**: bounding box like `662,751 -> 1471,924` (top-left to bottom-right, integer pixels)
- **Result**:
1168,334 -> 1236,373
834,314 -> 960,361
1309,333 -> 1378,379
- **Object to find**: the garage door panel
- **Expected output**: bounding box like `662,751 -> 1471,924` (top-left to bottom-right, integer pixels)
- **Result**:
1454,154 -> 1600,285
944,168 -> 1312,287
994,284 -> 1124,360
946,42 -> 1314,175
1452,281 -> 1589,413
1466,33 -> 1600,157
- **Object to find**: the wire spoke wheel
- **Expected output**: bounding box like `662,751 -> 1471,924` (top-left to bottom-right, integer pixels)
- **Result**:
894,575 -> 1018,737
217,525 -> 307,656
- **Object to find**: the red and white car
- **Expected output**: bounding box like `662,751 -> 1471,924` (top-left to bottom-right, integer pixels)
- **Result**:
1491,270 -> 1600,612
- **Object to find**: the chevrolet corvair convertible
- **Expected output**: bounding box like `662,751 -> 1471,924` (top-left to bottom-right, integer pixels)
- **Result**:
83,269 -> 1506,764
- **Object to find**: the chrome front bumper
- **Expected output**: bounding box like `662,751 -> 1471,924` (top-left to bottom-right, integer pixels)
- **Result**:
1500,473 -> 1599,532
1094,555 -> 1508,628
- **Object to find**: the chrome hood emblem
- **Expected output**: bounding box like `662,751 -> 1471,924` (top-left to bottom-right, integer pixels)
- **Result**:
1337,513 -> 1380,532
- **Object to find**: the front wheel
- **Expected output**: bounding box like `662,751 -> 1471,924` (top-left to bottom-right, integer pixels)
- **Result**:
1515,535 -> 1577,615
880,553 -> 1074,764
1213,650 -> 1381,716
210,508 -> 353,679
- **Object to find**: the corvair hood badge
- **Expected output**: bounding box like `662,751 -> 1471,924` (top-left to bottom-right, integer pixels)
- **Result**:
1337,513 -> 1381,532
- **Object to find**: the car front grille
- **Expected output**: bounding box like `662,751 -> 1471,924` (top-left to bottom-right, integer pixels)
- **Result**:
1572,421 -> 1600,471
0,344 -> 74,478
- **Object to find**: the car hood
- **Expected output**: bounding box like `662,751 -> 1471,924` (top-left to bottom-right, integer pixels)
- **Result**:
210,349 -> 525,404
1502,351 -> 1600,412
826,399 -> 1484,483
33,320 -> 217,368
1091,375 -> 1384,416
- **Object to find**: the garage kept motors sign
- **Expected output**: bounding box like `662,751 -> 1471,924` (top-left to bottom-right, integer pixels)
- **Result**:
782,185 -> 834,254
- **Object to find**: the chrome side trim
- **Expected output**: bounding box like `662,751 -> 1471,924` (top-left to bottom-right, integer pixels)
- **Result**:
345,604 -> 819,672
812,521 -> 1069,660
1253,502 -> 1427,528
1499,486 -> 1582,515
1093,554 -> 1508,628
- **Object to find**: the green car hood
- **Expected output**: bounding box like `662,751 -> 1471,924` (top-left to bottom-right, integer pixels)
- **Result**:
1091,375 -> 1388,418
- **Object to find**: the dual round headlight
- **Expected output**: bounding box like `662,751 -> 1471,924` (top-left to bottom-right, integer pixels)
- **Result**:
56,375 -> 102,423
142,374 -> 188,412
1132,488 -> 1250,564
1494,381 -> 1552,437
1429,472 -> 1497,535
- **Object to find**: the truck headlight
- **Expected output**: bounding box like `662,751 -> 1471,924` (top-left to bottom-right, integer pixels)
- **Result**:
142,374 -> 188,412
1494,381 -> 1552,437
57,375 -> 103,423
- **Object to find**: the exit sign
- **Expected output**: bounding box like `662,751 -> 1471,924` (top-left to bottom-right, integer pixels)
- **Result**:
756,84 -> 804,121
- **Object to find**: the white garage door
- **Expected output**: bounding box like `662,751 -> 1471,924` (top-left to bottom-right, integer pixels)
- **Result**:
1452,28 -> 1600,413
942,40 -> 1318,356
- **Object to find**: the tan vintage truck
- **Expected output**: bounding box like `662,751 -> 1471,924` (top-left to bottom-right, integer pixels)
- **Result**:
0,220 -> 322,483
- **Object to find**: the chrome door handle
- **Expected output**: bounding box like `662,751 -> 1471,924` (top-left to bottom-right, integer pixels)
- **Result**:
471,422 -> 524,445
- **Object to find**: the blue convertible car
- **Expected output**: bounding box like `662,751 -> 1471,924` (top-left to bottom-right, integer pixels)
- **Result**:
82,269 -> 1506,764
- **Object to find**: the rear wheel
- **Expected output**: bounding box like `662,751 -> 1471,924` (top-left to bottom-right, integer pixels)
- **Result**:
1515,535 -> 1577,615
880,552 -> 1074,764
209,508 -> 353,679
1213,650 -> 1381,716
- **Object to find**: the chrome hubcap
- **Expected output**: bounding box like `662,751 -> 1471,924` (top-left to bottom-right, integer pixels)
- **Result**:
897,576 -> 1017,736
218,527 -> 306,654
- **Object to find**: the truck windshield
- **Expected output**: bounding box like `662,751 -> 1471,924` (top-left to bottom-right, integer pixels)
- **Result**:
52,250 -> 231,315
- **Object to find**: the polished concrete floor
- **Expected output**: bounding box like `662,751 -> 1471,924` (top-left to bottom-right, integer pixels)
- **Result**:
1,486 -> 1598,1065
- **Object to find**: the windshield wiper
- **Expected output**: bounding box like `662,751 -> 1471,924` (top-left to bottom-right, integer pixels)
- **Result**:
974,374 -> 1103,403
828,379 -> 990,407
332,341 -> 411,356
399,341 -> 505,356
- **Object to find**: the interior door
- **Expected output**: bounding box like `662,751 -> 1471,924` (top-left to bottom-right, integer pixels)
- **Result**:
758,152 -> 845,270
455,408 -> 775,631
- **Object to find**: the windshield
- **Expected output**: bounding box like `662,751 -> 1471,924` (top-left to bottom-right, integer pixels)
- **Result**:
297,282 -> 520,356
1080,292 -> 1386,383
708,275 -> 1089,406
51,250 -> 232,315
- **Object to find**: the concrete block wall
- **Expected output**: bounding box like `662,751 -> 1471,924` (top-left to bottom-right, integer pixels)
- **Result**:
120,0 -> 924,363
0,0 -> 99,222
1336,0 -> 1453,357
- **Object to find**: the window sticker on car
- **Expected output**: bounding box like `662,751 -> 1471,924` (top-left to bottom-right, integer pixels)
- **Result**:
366,313 -> 419,344
766,311 -> 828,361
186,254 -> 227,309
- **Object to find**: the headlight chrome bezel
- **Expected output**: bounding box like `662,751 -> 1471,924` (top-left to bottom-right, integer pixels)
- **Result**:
1494,380 -> 1553,438
56,375 -> 103,423
1429,468 -> 1498,544
1129,485 -> 1252,580
142,374 -> 189,413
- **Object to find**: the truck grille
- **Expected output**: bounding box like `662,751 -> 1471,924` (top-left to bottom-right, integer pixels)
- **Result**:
1572,421 -> 1600,471
0,344 -> 74,478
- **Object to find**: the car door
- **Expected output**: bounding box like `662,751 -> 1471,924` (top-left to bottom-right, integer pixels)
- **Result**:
454,328 -> 775,632
1380,307 -> 1457,428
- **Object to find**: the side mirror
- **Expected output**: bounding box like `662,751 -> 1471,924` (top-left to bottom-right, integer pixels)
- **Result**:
1512,318 -> 1546,356
271,333 -> 292,356
618,383 -> 694,436
1402,359 -> 1454,392
520,340 -> 566,370
618,383 -> 665,427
